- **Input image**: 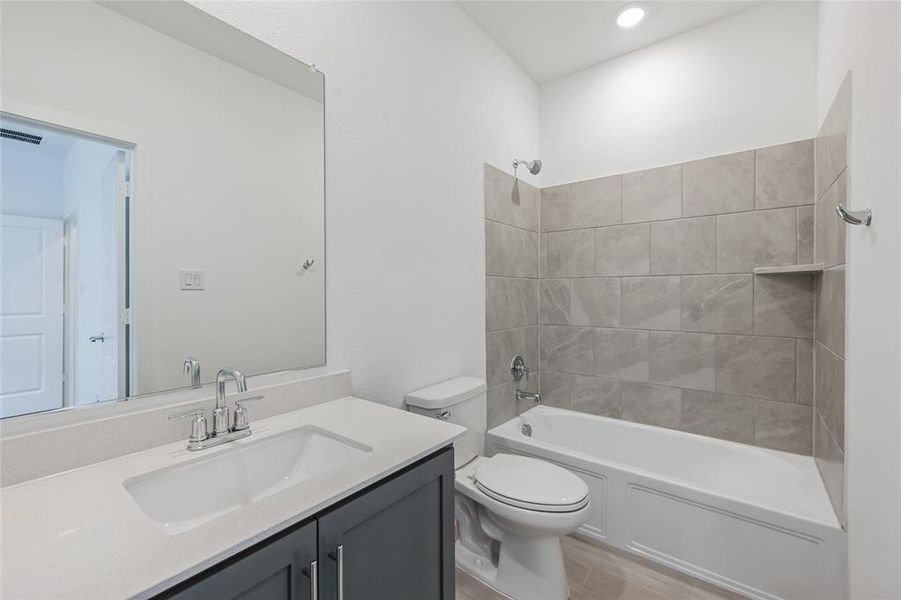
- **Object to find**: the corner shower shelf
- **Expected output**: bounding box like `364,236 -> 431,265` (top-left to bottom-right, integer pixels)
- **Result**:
753,263 -> 825,275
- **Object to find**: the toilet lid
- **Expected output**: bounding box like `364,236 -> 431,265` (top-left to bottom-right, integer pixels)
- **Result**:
474,454 -> 589,513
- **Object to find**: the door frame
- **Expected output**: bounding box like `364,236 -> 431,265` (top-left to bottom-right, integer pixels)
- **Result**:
1,107 -> 141,404
62,213 -> 78,407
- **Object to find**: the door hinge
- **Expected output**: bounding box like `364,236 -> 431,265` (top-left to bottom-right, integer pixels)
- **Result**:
120,308 -> 134,325
120,180 -> 133,197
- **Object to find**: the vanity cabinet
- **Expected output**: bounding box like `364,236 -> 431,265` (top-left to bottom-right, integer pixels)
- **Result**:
317,446 -> 454,600
158,447 -> 454,600
163,522 -> 318,600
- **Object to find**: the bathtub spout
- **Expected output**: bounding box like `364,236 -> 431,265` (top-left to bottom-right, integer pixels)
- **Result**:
515,389 -> 541,404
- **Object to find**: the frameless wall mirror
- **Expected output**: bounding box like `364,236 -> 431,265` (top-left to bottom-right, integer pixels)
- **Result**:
0,1 -> 325,419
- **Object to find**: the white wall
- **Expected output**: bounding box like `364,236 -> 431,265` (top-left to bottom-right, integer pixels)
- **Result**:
0,144 -> 64,218
2,1 -> 326,395
539,2 -> 819,186
192,1 -> 541,406
816,3 -> 901,598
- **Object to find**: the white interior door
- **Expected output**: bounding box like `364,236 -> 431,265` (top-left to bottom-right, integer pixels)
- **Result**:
0,215 -> 65,417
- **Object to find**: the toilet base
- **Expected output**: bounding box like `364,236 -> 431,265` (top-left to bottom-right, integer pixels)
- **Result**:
455,536 -> 570,600
456,541 -> 512,599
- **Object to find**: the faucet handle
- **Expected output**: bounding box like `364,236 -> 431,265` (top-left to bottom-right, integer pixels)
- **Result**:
510,355 -> 530,382
232,394 -> 265,431
169,408 -> 208,442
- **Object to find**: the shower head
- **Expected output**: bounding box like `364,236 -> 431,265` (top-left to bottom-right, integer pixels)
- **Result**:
513,158 -> 542,176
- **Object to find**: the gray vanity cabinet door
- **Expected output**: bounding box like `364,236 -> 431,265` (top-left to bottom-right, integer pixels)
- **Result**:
161,521 -> 317,600
317,448 -> 455,600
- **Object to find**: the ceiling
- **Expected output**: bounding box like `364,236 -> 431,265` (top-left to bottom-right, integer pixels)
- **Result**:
458,1 -> 758,83
1,119 -> 77,158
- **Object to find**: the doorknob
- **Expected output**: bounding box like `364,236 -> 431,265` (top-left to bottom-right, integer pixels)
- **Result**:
89,334 -> 105,343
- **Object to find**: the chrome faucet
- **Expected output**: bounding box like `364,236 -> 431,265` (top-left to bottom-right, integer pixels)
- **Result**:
183,356 -> 201,388
515,389 -> 542,404
169,367 -> 262,451
214,367 -> 246,435
510,355 -> 541,405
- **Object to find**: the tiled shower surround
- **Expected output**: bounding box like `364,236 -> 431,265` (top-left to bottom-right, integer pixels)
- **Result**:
812,74 -> 849,526
484,166 -> 541,427
485,139 -> 820,455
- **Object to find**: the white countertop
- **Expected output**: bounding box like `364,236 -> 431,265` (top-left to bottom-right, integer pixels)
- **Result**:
0,397 -> 464,600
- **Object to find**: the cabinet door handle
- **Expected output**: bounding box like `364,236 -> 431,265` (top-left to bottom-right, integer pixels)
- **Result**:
328,545 -> 344,600
302,560 -> 318,600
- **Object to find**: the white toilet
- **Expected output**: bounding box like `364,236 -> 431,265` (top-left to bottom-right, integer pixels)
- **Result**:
406,377 -> 590,600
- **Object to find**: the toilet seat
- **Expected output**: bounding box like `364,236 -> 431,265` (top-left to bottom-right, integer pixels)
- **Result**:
473,454 -> 589,513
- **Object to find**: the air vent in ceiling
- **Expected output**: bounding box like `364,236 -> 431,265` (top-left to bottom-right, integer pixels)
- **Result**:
1,128 -> 43,145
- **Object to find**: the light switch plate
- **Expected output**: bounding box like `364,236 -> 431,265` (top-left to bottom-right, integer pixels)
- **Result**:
179,270 -> 205,290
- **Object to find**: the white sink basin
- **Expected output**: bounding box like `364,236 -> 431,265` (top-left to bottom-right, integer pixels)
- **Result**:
124,426 -> 371,534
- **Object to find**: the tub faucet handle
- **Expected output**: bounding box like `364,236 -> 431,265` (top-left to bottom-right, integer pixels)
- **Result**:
511,355 -> 530,382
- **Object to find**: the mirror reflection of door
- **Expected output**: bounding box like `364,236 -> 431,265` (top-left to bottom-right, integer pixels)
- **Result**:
0,215 -> 64,417
0,117 -> 131,417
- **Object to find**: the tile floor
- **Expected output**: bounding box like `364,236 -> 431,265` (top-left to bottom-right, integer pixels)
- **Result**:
455,535 -> 747,600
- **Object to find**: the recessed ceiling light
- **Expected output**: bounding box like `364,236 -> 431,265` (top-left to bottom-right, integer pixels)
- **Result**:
615,4 -> 647,29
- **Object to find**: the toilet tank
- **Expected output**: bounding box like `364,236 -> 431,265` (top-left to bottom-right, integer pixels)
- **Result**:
405,377 -> 487,469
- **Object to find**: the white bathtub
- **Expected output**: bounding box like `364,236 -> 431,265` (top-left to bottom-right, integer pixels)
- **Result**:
487,406 -> 846,600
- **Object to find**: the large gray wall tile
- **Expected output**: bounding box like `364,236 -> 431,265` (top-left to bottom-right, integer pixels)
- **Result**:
539,233 -> 547,278
622,383 -> 682,428
485,220 -> 539,278
683,150 -> 755,216
814,413 -> 845,526
756,140 -> 815,209
797,339 -> 813,405
547,229 -> 595,277
571,175 -> 622,227
715,335 -> 795,401
571,278 -> 621,327
571,375 -> 623,417
486,326 -> 538,387
815,265 -> 845,357
814,169 -> 847,268
815,342 -> 845,450
540,279 -> 571,325
540,370 -> 572,409
596,224 -> 650,276
815,73 -> 851,201
650,217 -> 716,275
487,383 -> 534,427
595,328 -> 649,382
486,277 -> 538,332
541,184 -> 571,232
540,325 -> 595,375
650,331 -> 715,391
681,274 -> 753,334
754,399 -> 812,454
681,391 -> 754,443
621,276 -> 681,330
487,383 -> 516,428
754,273 -> 814,338
623,164 -> 682,223
518,139 -> 833,453
716,209 -> 797,273
797,206 -> 815,264
485,163 -> 539,231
